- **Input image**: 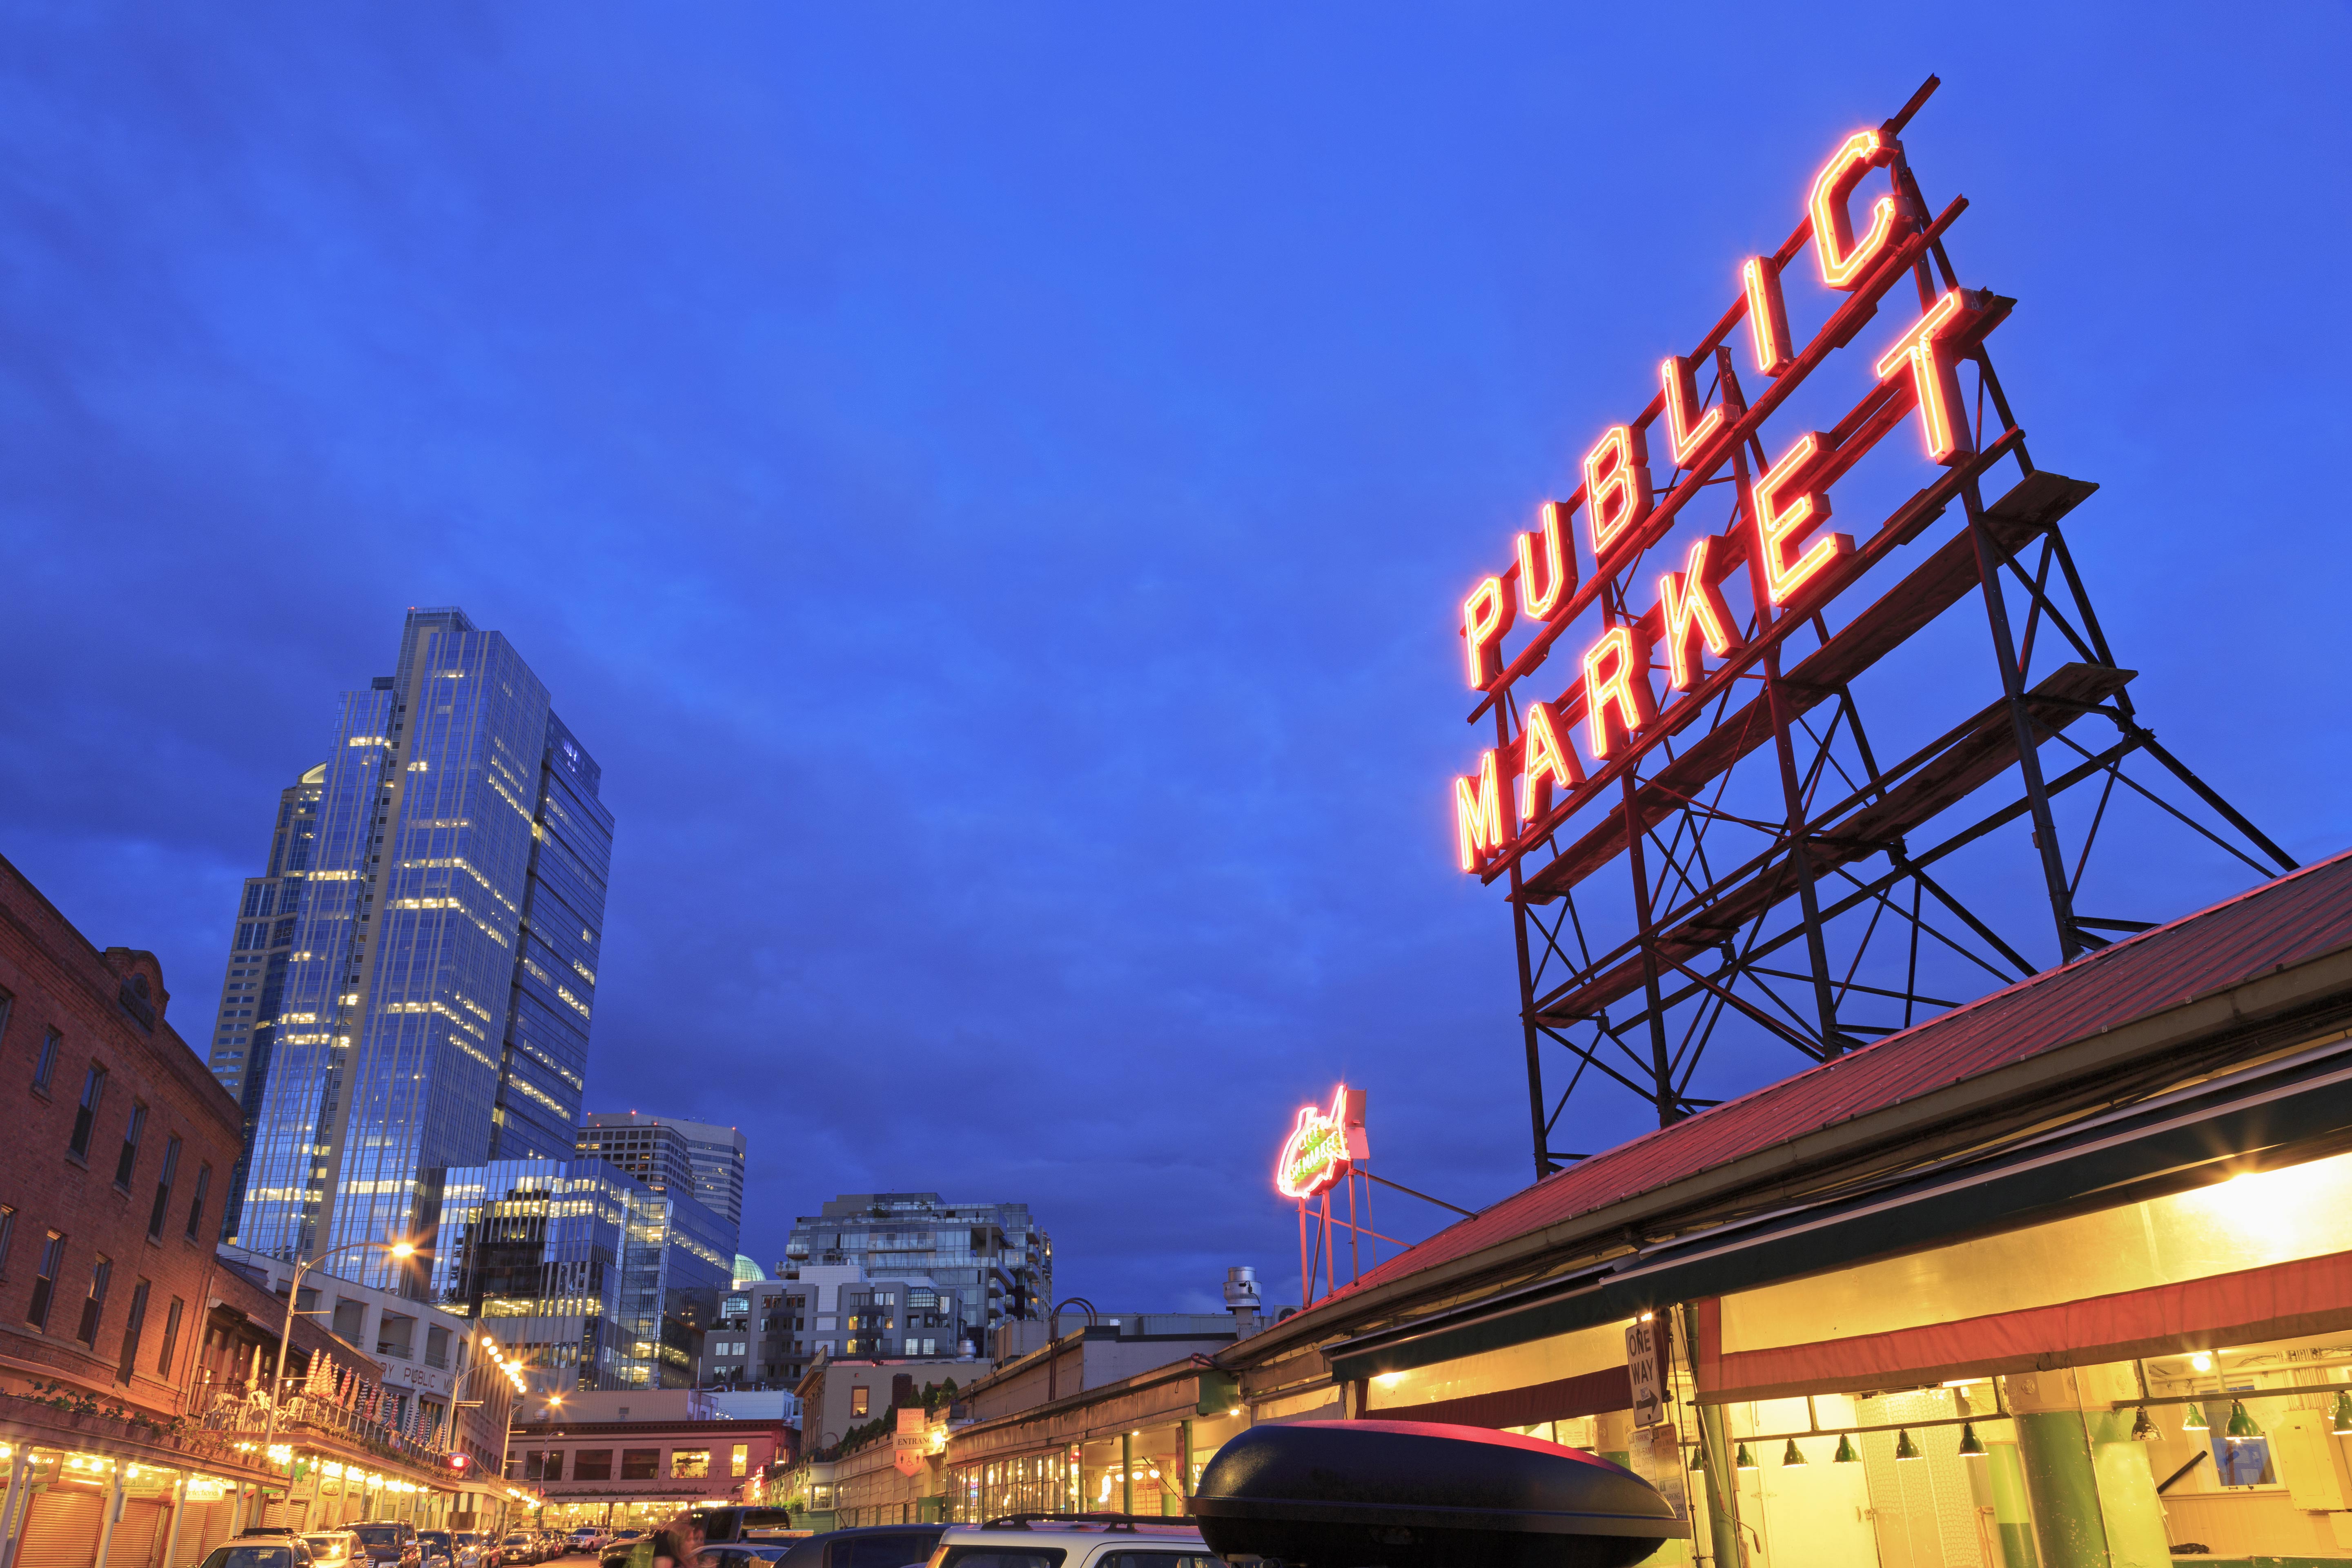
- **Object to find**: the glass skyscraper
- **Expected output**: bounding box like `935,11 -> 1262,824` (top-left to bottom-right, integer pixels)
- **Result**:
223,607 -> 613,1286
428,1159 -> 733,1393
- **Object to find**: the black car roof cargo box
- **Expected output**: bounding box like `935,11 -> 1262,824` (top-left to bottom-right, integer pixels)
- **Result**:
1189,1420 -> 1677,1568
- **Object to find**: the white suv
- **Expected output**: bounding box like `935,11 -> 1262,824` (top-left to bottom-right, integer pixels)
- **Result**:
923,1518 -> 1214,1568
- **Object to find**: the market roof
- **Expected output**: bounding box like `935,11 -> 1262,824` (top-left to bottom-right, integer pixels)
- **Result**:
1335,846 -> 2352,1304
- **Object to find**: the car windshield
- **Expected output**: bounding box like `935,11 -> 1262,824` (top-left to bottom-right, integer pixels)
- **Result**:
354,1531 -> 401,1545
502,1539 -> 530,1547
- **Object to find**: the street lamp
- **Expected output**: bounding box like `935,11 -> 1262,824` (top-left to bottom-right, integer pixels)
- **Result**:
451,1337 -> 530,1532
256,1238 -> 417,1524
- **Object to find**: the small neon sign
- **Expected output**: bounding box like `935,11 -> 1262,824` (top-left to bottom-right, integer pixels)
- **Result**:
1275,1085 -> 1368,1200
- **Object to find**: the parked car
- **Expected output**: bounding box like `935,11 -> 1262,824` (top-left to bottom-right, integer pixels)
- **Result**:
568,1529 -> 606,1554
416,1532 -> 460,1568
920,1519 -> 1209,1568
496,1532 -> 543,1566
450,1535 -> 487,1568
770,1525 -> 948,1568
597,1530 -> 643,1568
201,1537 -> 317,1568
305,1533 -> 363,1568
347,1524 -> 422,1568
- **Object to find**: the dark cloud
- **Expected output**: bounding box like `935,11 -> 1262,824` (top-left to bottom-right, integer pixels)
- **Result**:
1,4 -> 2346,1311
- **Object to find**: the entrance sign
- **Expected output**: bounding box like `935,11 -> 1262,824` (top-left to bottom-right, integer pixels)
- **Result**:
893,1408 -> 928,1477
1442,76 -> 2292,1176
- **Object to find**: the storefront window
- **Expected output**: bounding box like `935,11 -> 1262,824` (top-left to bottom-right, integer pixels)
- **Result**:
672,1450 -> 710,1478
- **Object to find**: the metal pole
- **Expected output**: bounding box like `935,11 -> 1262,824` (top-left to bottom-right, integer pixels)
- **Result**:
0,1449 -> 31,1568
160,1477 -> 188,1568
1762,644 -> 1846,1051
94,1467 -> 125,1568
1119,1432 -> 1133,1517
1618,772 -> 1679,1126
1962,474 -> 2083,962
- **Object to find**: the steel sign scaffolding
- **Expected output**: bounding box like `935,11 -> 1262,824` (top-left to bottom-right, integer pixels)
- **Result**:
1456,78 -> 2293,1176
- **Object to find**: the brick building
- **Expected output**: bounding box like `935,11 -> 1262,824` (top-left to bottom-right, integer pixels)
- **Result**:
0,851 -> 512,1567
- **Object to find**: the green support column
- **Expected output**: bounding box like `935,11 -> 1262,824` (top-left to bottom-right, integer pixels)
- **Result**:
1178,1420 -> 1194,1510
1678,1306 -> 1742,1568
2007,1367 -> 2172,1568
1120,1433 -> 1134,1517
1984,1443 -> 2041,1568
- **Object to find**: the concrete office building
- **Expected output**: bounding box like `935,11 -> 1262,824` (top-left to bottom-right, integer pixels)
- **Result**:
782,1194 -> 1047,1352
576,1112 -> 746,1245
223,607 -> 614,1283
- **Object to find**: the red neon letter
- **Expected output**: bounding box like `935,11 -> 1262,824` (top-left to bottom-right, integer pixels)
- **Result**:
1583,626 -> 1656,760
1516,501 -> 1574,619
1873,289 -> 1973,465
1659,355 -> 1728,469
1581,425 -> 1653,562
1810,129 -> 1900,290
1518,699 -> 1584,821
1751,432 -> 1851,606
1453,749 -> 1505,871
1461,575 -> 1515,688
1742,257 -> 1795,377
1657,534 -> 1740,691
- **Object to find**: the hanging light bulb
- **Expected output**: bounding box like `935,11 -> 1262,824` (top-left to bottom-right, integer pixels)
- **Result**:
2129,1408 -> 2159,1441
2183,1403 -> 2210,1432
2225,1401 -> 2262,1444
1895,1429 -> 1923,1461
1782,1439 -> 1808,1467
1958,1423 -> 1987,1457
2332,1392 -> 2352,1437
1734,1443 -> 1757,1471
1833,1434 -> 1859,1463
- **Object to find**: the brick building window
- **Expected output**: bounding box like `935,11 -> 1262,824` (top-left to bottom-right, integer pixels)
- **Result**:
572,1450 -> 612,1481
670,1450 -> 709,1479
157,1296 -> 184,1377
851,1386 -> 870,1417
68,1065 -> 107,1159
0,1205 -> 14,1276
185,1165 -> 211,1241
76,1254 -> 111,1344
114,1103 -> 147,1189
32,1029 -> 56,1094
0,987 -> 12,1047
621,1450 -> 658,1480
543,1451 -> 564,1481
523,1452 -> 543,1481
149,1137 -> 180,1241
116,1279 -> 150,1383
730,1444 -> 748,1477
27,1232 -> 63,1330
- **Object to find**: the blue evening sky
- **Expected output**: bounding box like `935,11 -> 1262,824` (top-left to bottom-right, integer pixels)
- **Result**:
1,5 -> 2345,1312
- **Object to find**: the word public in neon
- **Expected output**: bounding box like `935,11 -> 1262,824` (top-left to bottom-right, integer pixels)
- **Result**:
1275,1085 -> 1369,1200
1452,121 -> 1990,875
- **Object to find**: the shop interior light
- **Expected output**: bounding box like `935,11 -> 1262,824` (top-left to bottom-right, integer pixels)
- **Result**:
1782,1439 -> 1807,1467
2225,1401 -> 2262,1443
2191,1352 -> 2214,1372
1833,1435 -> 1859,1463
2183,1403 -> 2210,1432
1734,1444 -> 1757,1471
1895,1429 -> 1923,1462
1958,1424 -> 1987,1457
2129,1408 -> 2160,1442
2332,1392 -> 2352,1436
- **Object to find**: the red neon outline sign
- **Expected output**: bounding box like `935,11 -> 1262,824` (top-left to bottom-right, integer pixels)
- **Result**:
1658,534 -> 1739,691
1517,501 -> 1573,619
1454,748 -> 1504,872
1275,1085 -> 1357,1200
1461,575 -> 1515,688
1752,431 -> 1850,606
1742,257 -> 1795,377
1518,699 -> 1582,821
1659,355 -> 1727,469
1581,425 -> 1653,562
1875,289 -> 1973,464
1583,625 -> 1656,759
1810,129 -> 1900,290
